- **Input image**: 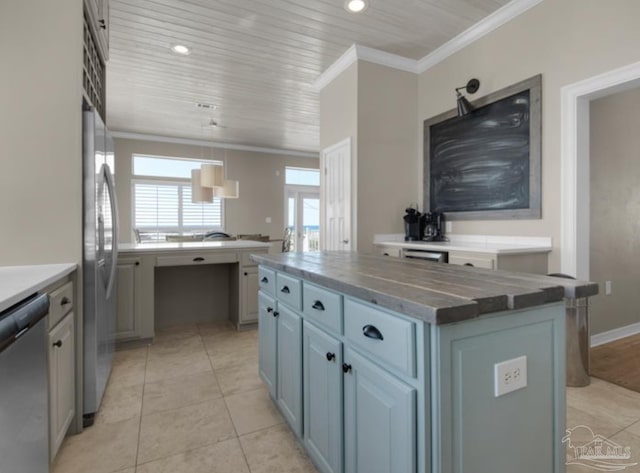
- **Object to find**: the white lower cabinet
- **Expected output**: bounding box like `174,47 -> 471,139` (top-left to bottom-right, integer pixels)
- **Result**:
48,311 -> 75,458
303,322 -> 343,473
116,256 -> 142,340
343,347 -> 416,473
241,267 -> 259,324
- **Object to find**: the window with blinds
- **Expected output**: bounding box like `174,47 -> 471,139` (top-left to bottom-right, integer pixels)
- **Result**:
131,154 -> 224,241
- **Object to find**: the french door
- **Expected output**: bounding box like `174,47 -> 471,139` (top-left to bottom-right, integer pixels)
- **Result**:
286,187 -> 320,252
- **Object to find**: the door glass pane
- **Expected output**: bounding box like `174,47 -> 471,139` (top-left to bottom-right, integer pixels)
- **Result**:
302,197 -> 320,251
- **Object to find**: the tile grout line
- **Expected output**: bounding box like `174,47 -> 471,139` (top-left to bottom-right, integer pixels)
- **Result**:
133,345 -> 149,472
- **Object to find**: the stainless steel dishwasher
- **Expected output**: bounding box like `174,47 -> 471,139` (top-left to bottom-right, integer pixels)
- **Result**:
0,293 -> 50,473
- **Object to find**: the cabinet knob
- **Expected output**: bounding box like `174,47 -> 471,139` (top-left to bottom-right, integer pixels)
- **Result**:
383,253 -> 390,256
362,324 -> 384,341
311,300 -> 325,311
273,311 -> 279,317
53,340 -> 63,348
261,277 -> 269,284
193,257 -> 205,262
280,286 -> 290,294
326,352 -> 336,362
60,297 -> 70,306
98,19 -> 106,29
135,261 -> 140,266
342,363 -> 352,374
244,272 -> 248,276
267,307 -> 273,313
343,239 -> 349,244
464,263 -> 474,267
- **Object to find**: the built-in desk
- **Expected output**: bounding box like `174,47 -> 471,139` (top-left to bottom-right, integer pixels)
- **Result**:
117,241 -> 271,341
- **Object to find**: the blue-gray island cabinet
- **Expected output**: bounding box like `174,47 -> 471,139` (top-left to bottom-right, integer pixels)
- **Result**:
252,252 -> 598,473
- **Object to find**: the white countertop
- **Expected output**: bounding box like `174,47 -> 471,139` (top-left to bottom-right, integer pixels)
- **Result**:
119,240 -> 272,253
374,234 -> 552,255
0,264 -> 77,313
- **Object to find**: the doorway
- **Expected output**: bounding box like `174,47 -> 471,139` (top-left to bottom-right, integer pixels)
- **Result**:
286,187 -> 320,252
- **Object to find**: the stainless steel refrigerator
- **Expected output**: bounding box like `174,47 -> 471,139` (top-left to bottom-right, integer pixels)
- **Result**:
82,107 -> 119,426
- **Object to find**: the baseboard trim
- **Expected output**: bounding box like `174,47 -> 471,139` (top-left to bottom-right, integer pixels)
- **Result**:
591,322 -> 640,347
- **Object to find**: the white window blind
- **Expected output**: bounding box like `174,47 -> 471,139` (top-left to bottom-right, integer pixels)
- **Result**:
133,181 -> 223,237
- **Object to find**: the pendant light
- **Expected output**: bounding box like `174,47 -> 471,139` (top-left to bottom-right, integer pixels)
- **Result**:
191,169 -> 213,203
200,163 -> 224,188
214,149 -> 239,199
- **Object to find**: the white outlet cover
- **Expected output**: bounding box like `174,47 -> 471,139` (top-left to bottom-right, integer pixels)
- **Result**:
265,217 -> 272,223
494,355 -> 527,397
605,281 -> 612,295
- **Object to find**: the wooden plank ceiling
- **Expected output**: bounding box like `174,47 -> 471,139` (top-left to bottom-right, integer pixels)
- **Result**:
106,0 -> 509,153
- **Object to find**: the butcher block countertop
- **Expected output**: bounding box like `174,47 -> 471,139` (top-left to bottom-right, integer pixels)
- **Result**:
252,252 -> 598,325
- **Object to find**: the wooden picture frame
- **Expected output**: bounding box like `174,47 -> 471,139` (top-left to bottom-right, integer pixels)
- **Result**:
423,74 -> 542,220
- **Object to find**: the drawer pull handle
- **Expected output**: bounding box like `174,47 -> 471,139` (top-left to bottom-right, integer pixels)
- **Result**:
312,300 -> 325,311
464,263 -> 474,267
53,340 -> 63,348
326,352 -> 336,362
267,307 -> 273,313
193,257 -> 205,262
280,286 -> 290,294
60,297 -> 71,306
261,277 -> 269,284
362,325 -> 384,341
342,363 -> 352,374
273,311 -> 279,317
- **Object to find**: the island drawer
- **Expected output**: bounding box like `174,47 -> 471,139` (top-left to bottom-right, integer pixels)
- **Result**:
344,298 -> 416,378
258,267 -> 276,296
156,253 -> 238,267
48,281 -> 74,330
303,282 -> 342,334
275,272 -> 302,311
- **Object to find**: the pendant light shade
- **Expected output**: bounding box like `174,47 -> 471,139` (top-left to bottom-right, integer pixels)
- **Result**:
213,179 -> 239,199
191,169 -> 213,203
201,163 -> 224,188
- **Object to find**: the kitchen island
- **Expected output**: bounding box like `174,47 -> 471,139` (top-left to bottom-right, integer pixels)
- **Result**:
252,252 -> 598,473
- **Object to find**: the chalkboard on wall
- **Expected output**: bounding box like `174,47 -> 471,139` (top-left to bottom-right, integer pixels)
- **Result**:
423,75 -> 541,220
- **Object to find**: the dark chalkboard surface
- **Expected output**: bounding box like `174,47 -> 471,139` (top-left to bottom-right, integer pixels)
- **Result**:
423,75 -> 541,221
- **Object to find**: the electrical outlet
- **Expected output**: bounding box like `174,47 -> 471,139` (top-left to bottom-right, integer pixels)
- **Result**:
605,280 -> 612,296
494,356 -> 527,397
445,221 -> 452,233
265,217 -> 272,224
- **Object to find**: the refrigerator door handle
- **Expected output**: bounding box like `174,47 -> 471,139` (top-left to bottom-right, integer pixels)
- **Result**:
103,164 -> 119,299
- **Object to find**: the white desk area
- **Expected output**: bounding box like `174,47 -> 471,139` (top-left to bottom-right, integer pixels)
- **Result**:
116,241 -> 271,341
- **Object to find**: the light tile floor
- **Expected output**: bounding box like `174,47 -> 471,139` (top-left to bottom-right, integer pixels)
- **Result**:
53,322 -> 640,473
53,322 -> 317,473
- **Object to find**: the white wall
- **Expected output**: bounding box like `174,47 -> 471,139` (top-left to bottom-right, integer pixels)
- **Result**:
0,0 -> 83,265
417,0 -> 640,271
114,138 -> 318,243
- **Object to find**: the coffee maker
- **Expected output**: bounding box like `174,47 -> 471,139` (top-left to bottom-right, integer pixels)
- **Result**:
424,212 -> 446,241
403,206 -> 426,241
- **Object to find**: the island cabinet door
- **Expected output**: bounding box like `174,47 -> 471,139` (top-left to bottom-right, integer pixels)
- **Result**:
303,322 -> 343,473
258,291 -> 278,398
277,305 -> 303,437
344,348 -> 416,473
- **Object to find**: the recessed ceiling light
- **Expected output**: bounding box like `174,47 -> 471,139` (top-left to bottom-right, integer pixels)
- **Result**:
345,0 -> 367,13
171,44 -> 191,55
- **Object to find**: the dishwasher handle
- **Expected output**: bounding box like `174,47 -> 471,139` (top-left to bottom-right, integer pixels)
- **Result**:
0,293 -> 49,352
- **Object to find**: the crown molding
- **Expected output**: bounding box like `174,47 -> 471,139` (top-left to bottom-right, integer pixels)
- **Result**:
313,45 -> 358,91
416,0 -> 544,73
110,131 -> 319,159
313,0 -> 544,91
354,44 -> 419,74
